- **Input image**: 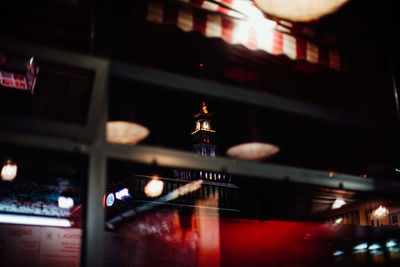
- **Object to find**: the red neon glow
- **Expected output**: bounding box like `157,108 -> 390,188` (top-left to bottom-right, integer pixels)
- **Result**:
0,71 -> 29,90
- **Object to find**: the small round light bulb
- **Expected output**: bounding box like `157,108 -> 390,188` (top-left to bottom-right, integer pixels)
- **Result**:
1,159 -> 17,181
144,177 -> 164,198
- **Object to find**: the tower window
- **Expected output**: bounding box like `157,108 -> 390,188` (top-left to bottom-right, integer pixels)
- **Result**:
202,121 -> 209,130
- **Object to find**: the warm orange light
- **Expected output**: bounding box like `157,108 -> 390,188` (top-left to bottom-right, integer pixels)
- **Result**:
202,101 -> 209,114
144,177 -> 164,198
372,205 -> 389,218
226,142 -> 280,161
1,160 -> 17,181
329,171 -> 334,178
254,0 -> 349,22
332,198 -> 345,209
106,121 -> 149,145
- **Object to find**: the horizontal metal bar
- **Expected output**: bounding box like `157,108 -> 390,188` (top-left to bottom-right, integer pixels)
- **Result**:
0,130 -> 89,153
103,143 -> 400,194
110,61 -> 397,130
3,40 -> 108,70
0,114 -> 87,140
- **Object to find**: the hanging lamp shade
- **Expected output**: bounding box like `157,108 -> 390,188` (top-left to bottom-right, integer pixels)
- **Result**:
106,121 -> 149,145
227,142 -> 279,162
254,0 -> 349,22
107,85 -> 150,145
226,113 -> 280,162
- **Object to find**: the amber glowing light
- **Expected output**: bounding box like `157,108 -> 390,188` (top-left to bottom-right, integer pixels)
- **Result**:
372,205 -> 389,218
227,142 -> 280,161
202,101 -> 209,114
144,177 -> 164,198
1,159 -> 17,181
254,0 -> 349,22
106,121 -> 149,145
332,198 -> 346,209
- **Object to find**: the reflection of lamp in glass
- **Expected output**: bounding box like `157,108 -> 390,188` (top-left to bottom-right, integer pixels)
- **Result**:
58,196 -> 74,209
354,243 -> 368,251
335,217 -> 343,224
387,240 -> 397,248
1,159 -> 17,181
254,0 -> 349,22
368,243 -> 381,250
144,176 -> 164,198
106,121 -> 149,145
332,198 -> 346,209
226,113 -> 280,162
333,250 -> 344,256
227,142 -> 279,161
372,205 -> 389,218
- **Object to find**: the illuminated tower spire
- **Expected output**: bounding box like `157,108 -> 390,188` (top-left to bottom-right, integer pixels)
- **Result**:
191,102 -> 216,157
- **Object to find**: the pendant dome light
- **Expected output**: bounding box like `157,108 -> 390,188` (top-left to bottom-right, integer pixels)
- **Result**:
254,0 -> 349,22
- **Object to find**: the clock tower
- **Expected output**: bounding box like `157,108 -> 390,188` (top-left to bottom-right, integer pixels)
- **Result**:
191,102 -> 216,157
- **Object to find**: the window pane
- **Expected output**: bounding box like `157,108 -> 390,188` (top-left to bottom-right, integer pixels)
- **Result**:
109,77 -> 400,182
0,58 -> 94,126
104,159 -> 400,266
0,144 -> 88,266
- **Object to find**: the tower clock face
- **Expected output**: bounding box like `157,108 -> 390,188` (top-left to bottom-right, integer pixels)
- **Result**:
196,121 -> 201,130
203,121 -> 209,130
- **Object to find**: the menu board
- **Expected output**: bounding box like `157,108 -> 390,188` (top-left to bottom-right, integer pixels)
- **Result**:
0,225 -> 41,266
0,224 -> 122,267
0,225 -> 81,267
38,227 -> 81,266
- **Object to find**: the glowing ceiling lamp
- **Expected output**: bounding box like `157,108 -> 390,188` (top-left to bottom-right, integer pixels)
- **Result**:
226,113 -> 280,162
227,142 -> 280,161
368,243 -> 381,250
144,176 -> 164,198
106,121 -> 149,145
332,198 -> 346,209
1,159 -> 17,181
387,240 -> 398,248
254,0 -> 349,22
334,217 -> 343,224
0,214 -> 71,227
58,196 -> 74,209
333,250 -> 344,256
372,205 -> 389,218
354,243 -> 368,251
